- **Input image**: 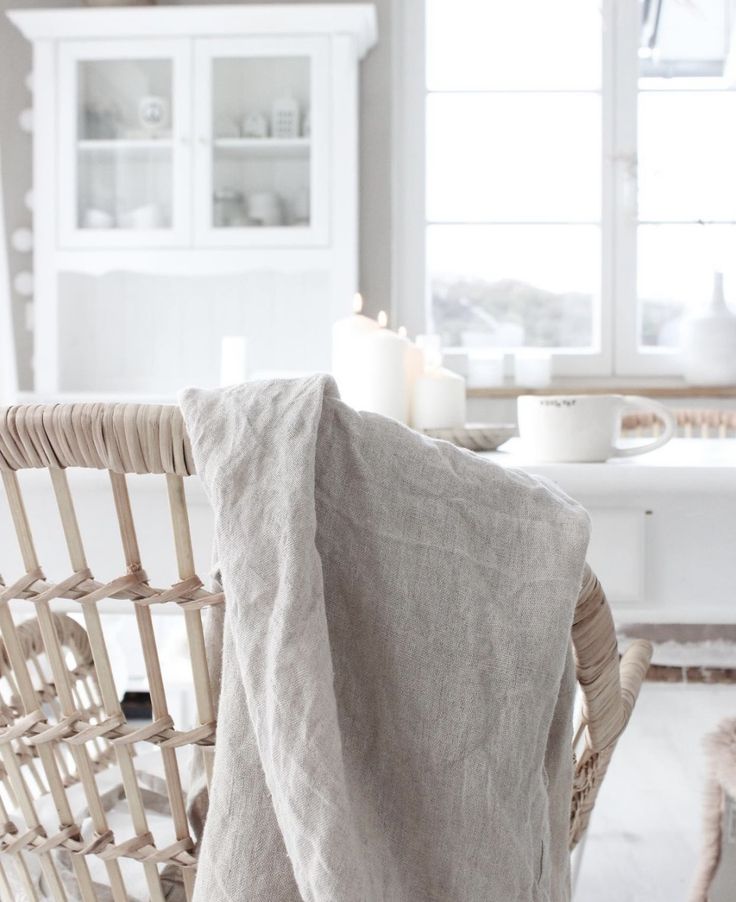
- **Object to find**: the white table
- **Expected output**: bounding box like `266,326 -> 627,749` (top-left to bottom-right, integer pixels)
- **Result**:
482,439 -> 736,623
3,438 -> 734,700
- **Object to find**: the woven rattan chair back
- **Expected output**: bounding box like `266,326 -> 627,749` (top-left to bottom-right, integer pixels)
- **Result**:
622,407 -> 736,439
0,403 -> 651,899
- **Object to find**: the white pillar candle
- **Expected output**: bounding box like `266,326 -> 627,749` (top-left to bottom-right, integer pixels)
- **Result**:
411,367 -> 467,431
220,336 -> 248,386
416,333 -> 443,370
355,311 -> 409,422
401,327 -> 425,424
332,293 -> 380,406
513,350 -> 552,388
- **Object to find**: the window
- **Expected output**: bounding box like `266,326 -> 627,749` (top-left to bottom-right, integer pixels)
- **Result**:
397,0 -> 736,377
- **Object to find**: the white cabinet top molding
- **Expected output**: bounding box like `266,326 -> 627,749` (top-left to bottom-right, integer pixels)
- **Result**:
8,4 -> 377,56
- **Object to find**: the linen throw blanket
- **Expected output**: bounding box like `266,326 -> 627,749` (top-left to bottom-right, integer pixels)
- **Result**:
179,376 -> 590,902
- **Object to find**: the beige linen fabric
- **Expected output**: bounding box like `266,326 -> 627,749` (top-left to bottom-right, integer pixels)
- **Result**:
179,375 -> 590,902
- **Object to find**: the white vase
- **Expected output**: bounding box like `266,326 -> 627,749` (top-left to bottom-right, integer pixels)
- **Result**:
682,272 -> 736,386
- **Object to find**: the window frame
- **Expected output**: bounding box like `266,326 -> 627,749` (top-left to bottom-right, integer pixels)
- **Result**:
394,0 -> 728,379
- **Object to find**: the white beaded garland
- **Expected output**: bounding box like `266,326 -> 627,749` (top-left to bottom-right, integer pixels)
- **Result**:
18,108 -> 33,133
11,228 -> 33,253
13,271 -> 34,297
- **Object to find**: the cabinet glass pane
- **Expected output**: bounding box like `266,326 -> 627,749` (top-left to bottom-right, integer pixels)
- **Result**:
76,60 -> 173,230
211,57 -> 311,229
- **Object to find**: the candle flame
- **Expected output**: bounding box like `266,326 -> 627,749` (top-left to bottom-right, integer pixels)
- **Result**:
353,292 -> 363,314
377,310 -> 388,328
397,325 -> 407,339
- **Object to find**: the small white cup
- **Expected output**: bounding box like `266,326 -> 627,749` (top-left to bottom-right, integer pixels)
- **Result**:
82,207 -> 114,229
248,192 -> 282,227
467,350 -> 504,388
517,394 -> 675,462
514,350 -> 552,388
118,204 -> 162,230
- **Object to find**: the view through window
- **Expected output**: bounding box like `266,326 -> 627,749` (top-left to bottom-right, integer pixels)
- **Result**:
638,0 -> 736,349
425,0 -> 735,370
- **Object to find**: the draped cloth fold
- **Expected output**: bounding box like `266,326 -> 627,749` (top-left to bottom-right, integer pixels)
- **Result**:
180,375 -> 590,902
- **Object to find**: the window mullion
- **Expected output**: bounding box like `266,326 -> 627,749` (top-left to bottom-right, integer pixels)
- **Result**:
611,0 -> 641,374
601,0 -> 617,375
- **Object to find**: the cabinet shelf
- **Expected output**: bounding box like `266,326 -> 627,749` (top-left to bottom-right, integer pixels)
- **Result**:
77,139 -> 173,152
213,137 -> 310,158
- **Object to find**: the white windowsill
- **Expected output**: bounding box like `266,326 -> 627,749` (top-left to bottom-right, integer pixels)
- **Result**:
467,378 -> 736,399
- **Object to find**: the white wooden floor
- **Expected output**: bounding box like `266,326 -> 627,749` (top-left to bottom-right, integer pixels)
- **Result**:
575,682 -> 736,902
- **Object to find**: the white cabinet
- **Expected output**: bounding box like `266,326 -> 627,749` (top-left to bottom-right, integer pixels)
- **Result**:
56,35 -> 330,249
9,5 -> 377,395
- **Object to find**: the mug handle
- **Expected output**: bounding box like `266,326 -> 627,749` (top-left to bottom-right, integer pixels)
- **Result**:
610,395 -> 676,458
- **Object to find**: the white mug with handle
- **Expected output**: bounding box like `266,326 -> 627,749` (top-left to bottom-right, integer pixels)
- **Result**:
517,394 -> 676,462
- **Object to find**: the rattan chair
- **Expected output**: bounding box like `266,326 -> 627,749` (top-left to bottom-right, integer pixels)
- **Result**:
622,407 -> 736,439
0,403 -> 652,900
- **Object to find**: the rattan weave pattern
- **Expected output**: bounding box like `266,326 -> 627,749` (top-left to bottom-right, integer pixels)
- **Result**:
0,402 -> 651,899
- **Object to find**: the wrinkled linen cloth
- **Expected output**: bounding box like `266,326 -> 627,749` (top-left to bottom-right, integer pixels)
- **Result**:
179,375 -> 590,902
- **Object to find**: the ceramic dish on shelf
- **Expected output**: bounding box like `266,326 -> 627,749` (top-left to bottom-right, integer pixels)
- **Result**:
423,423 -> 517,452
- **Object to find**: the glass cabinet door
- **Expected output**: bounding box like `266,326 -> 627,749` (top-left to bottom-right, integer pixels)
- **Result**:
58,40 -> 191,247
194,37 -> 329,246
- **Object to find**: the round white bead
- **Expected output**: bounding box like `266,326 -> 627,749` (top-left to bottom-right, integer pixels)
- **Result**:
11,228 -> 33,253
13,271 -> 34,297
